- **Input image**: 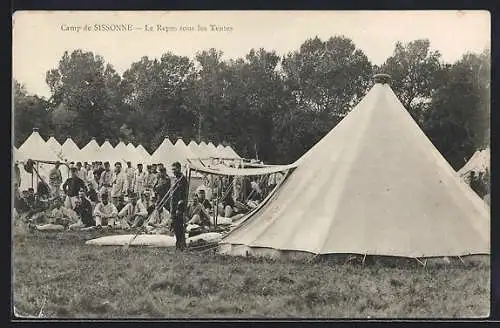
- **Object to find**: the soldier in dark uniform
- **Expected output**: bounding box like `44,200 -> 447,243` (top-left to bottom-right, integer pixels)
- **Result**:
170,162 -> 188,250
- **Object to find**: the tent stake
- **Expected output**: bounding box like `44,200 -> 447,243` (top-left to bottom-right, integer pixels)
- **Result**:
307,253 -> 320,264
415,257 -> 425,267
362,254 -> 367,265
458,256 -> 466,265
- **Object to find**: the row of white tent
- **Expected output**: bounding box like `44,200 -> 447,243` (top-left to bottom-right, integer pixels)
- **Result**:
15,129 -> 241,165
13,129 -> 242,191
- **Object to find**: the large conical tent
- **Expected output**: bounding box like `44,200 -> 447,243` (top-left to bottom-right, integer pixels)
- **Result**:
220,75 -> 490,259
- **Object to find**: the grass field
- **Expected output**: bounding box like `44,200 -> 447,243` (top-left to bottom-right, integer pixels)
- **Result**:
12,227 -> 490,319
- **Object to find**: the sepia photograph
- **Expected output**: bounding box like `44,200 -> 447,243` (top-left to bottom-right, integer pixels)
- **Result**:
12,10 -> 490,319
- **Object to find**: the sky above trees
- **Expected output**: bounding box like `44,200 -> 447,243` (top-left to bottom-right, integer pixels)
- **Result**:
13,11 -> 490,98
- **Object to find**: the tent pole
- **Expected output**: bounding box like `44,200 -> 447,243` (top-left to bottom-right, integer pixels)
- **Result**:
36,162 -> 39,189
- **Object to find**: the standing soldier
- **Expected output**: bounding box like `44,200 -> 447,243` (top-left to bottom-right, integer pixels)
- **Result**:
48,162 -> 63,199
125,161 -> 135,196
14,162 -> 22,194
99,162 -> 113,199
133,163 -> 147,201
170,162 -> 188,251
110,162 -> 128,211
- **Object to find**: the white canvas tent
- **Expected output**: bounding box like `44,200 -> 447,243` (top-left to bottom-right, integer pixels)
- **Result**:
187,140 -> 201,158
17,129 -> 59,191
135,144 -> 152,165
46,136 -> 62,158
99,139 -> 122,165
60,137 -> 82,162
13,147 -> 34,192
215,144 -> 226,158
207,142 -> 218,157
113,141 -> 129,164
219,75 -> 490,260
126,143 -> 142,166
151,138 -> 176,165
80,138 -> 101,162
225,145 -> 241,159
457,147 -> 490,182
174,138 -> 197,163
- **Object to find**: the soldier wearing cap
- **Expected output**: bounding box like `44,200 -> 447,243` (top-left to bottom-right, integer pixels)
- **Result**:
170,162 -> 188,250
62,166 -> 87,209
93,192 -> 118,228
48,162 -> 63,198
118,192 -> 148,229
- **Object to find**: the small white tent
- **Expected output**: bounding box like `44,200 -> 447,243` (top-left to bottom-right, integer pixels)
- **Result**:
135,144 -> 152,165
46,136 -> 62,158
114,141 -> 129,164
60,137 -> 82,162
207,142 -> 218,158
188,140 -> 201,158
457,147 -> 490,182
151,138 -> 176,165
99,139 -> 121,165
81,138 -> 101,162
18,128 -> 59,191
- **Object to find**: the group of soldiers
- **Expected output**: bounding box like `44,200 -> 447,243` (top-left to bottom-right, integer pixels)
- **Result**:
13,157 -> 287,250
15,160 -> 190,250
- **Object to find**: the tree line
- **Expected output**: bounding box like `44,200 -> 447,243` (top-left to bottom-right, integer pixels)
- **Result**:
13,36 -> 490,170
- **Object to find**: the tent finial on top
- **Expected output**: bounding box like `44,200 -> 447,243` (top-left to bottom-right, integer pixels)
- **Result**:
374,73 -> 391,84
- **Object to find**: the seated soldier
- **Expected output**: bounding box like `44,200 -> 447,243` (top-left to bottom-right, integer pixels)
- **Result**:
86,181 -> 99,205
217,192 -> 235,218
36,181 -> 51,201
187,194 -> 211,227
69,190 -> 95,230
15,190 -> 30,214
93,192 -> 119,228
197,189 -> 212,211
30,197 -> 79,230
117,193 -> 148,229
144,202 -> 172,234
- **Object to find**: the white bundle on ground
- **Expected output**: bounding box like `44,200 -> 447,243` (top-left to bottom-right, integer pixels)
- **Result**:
188,232 -> 222,244
36,224 -> 65,231
209,216 -> 232,225
86,234 -> 177,247
85,232 -> 223,247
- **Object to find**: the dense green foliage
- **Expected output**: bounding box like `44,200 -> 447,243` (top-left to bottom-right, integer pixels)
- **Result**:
13,37 -> 489,169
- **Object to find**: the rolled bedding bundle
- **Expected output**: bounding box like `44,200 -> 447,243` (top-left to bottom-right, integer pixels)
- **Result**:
36,224 -> 65,231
